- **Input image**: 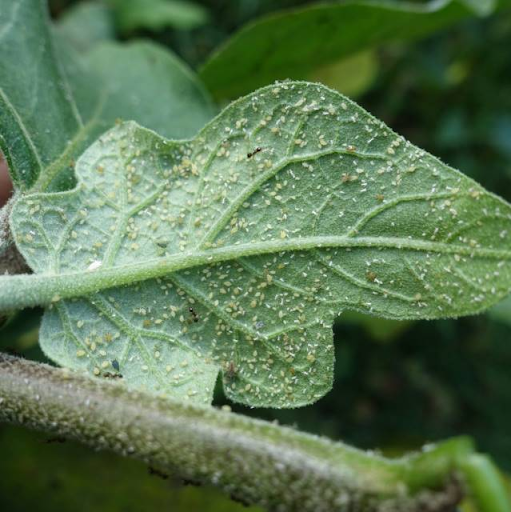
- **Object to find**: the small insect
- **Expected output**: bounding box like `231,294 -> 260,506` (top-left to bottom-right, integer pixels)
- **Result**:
182,477 -> 202,487
112,359 -> 120,372
148,466 -> 169,480
346,145 -> 357,153
103,372 -> 123,380
341,173 -> 357,183
247,147 -> 262,158
376,194 -> 385,202
155,240 -> 168,249
44,436 -> 66,445
188,307 -> 199,323
225,361 -> 237,380
366,271 -> 377,283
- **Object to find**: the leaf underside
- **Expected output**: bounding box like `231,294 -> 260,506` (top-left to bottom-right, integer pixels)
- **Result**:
11,82 -> 511,407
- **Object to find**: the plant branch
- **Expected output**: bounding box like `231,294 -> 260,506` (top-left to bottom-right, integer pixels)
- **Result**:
0,353 -> 509,511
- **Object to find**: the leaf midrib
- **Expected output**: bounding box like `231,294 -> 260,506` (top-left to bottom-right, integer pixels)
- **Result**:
4,234 -> 511,312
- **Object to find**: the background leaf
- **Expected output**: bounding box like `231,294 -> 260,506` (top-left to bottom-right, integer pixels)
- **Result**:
309,50 -> 379,99
57,1 -> 116,53
9,81 -> 511,408
0,0 -> 85,190
199,0 -> 508,101
0,0 -> 216,192
110,0 -> 210,32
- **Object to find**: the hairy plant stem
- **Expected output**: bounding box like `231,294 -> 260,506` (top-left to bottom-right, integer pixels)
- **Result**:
0,354 -> 508,512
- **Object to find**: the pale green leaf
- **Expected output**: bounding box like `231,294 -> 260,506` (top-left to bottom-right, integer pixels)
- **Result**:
10,82 -> 511,407
0,0 -> 215,191
199,0 -> 504,101
57,1 -> 116,53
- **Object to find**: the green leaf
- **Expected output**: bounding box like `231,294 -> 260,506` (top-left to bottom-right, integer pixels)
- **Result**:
110,0 -> 210,32
462,0 -> 497,16
57,1 -> 116,53
199,0 -> 502,101
8,82 -> 511,407
0,0 -> 215,192
0,0 -> 84,190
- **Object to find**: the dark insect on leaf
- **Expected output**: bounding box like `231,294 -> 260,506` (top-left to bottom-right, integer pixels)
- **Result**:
188,307 -> 199,323
148,466 -> 169,480
225,361 -> 237,380
102,372 -> 123,379
44,436 -> 66,445
247,146 -> 262,158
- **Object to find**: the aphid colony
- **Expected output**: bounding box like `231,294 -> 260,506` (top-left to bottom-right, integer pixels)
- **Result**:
14,82 -> 511,408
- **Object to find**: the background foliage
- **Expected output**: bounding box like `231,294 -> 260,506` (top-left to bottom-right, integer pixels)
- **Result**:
1,0 -> 511,511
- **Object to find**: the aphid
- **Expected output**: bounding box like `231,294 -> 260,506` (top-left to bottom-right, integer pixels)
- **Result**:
225,361 -> 237,380
188,307 -> 199,323
247,147 -> 262,158
103,372 -> 123,380
341,173 -> 357,183
346,145 -> 357,153
376,194 -> 385,202
182,478 -> 202,487
366,271 -> 377,282
44,436 -> 66,445
148,466 -> 169,480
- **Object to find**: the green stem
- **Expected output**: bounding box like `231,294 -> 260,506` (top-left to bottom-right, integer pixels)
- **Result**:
0,353 -> 509,511
1,234 -> 510,312
460,455 -> 511,512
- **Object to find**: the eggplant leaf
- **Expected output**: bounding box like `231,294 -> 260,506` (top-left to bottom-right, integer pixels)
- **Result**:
9,82 -> 511,407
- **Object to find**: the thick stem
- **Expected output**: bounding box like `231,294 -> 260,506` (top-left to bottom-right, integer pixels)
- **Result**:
0,354 -> 508,511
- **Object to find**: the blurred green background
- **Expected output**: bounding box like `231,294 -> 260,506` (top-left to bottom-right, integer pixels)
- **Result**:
1,1 -> 511,511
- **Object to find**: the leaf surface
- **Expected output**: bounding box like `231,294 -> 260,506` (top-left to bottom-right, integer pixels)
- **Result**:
10,82 -> 511,407
199,0 -> 504,101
